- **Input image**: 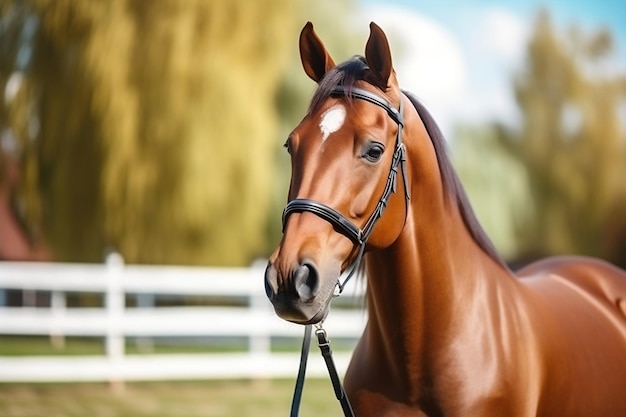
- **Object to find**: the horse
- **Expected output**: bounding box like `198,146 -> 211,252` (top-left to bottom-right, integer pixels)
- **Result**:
264,21 -> 626,416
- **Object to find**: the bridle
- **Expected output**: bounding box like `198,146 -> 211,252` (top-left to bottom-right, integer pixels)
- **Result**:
282,85 -> 410,417
282,85 -> 411,294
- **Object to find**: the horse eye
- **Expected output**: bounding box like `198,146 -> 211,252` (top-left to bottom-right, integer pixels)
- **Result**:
363,144 -> 384,162
283,139 -> 292,154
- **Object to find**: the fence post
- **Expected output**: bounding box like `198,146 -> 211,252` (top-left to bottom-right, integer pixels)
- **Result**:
106,252 -> 125,392
50,291 -> 66,349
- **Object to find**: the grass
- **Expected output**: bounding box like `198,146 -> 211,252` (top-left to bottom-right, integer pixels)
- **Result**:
0,335 -> 356,356
0,379 -> 345,417
0,336 -> 356,416
0,333 -> 357,416
0,336 -> 106,356
0,335 -> 255,356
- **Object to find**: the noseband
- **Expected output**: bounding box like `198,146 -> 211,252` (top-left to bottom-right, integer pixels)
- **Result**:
282,86 -> 410,293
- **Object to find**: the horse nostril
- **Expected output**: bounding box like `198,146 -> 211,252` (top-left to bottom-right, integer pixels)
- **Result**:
264,263 -> 278,301
293,263 -> 319,302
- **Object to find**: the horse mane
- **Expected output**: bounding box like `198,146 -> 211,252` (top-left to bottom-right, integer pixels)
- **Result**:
403,92 -> 507,267
310,56 -> 507,268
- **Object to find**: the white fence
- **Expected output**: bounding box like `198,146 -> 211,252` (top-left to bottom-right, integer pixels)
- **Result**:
0,255 -> 366,383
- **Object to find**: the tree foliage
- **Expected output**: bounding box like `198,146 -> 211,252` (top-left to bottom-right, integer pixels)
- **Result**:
453,126 -> 532,260
1,0 -> 297,265
495,11 -> 626,265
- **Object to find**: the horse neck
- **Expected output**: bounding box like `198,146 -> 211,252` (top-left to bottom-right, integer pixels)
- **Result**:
363,180 -> 513,397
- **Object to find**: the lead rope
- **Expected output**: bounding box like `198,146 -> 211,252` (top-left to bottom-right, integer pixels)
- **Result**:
315,326 -> 355,417
289,324 -> 355,417
290,325 -> 312,417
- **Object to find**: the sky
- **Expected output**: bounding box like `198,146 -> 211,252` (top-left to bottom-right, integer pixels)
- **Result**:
357,0 -> 626,138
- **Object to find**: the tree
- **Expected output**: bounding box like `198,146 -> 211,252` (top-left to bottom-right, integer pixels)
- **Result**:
453,125 -> 531,261
1,0 -> 296,265
495,10 -> 626,265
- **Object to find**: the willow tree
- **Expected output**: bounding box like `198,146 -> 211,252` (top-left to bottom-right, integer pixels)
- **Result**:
1,0 -> 295,265
495,11 -> 626,264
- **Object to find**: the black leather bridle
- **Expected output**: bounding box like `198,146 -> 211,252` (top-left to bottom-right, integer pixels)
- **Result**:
282,86 -> 411,293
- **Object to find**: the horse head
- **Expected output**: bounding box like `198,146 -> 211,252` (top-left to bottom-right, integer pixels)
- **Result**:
264,22 -> 412,324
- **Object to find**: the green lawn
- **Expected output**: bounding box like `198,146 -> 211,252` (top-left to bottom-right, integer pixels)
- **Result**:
0,336 -> 353,416
0,336 -> 107,356
0,379 -> 345,417
0,335 -> 355,416
0,335 -> 355,356
0,335 -> 250,356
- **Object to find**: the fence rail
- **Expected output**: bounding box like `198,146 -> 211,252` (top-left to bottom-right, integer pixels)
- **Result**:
0,255 -> 366,382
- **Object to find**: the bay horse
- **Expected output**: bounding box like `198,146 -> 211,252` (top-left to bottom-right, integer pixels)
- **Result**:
264,21 -> 626,416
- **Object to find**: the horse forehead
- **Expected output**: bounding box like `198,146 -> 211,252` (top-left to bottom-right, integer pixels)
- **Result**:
318,104 -> 347,142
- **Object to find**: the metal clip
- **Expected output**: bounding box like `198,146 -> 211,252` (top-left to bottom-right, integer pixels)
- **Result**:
315,326 -> 330,348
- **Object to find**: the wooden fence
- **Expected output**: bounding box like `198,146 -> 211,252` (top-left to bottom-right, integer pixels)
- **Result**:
0,254 -> 366,383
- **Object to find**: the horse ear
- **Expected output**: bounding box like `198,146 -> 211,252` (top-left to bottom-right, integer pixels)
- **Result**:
365,22 -> 394,90
299,22 -> 336,83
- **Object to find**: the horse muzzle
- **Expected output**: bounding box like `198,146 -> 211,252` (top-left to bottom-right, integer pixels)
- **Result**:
264,260 -> 334,324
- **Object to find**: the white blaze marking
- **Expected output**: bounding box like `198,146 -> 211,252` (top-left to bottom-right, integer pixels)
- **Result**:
319,104 -> 346,141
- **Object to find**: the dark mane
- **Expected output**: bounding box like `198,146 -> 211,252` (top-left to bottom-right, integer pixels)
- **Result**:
403,92 -> 507,268
310,57 -> 507,268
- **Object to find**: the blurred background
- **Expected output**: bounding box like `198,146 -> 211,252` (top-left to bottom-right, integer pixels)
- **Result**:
0,0 -> 624,415
0,0 -> 625,268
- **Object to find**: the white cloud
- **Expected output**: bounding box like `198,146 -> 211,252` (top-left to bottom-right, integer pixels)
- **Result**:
454,7 -> 530,129
479,8 -> 529,66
